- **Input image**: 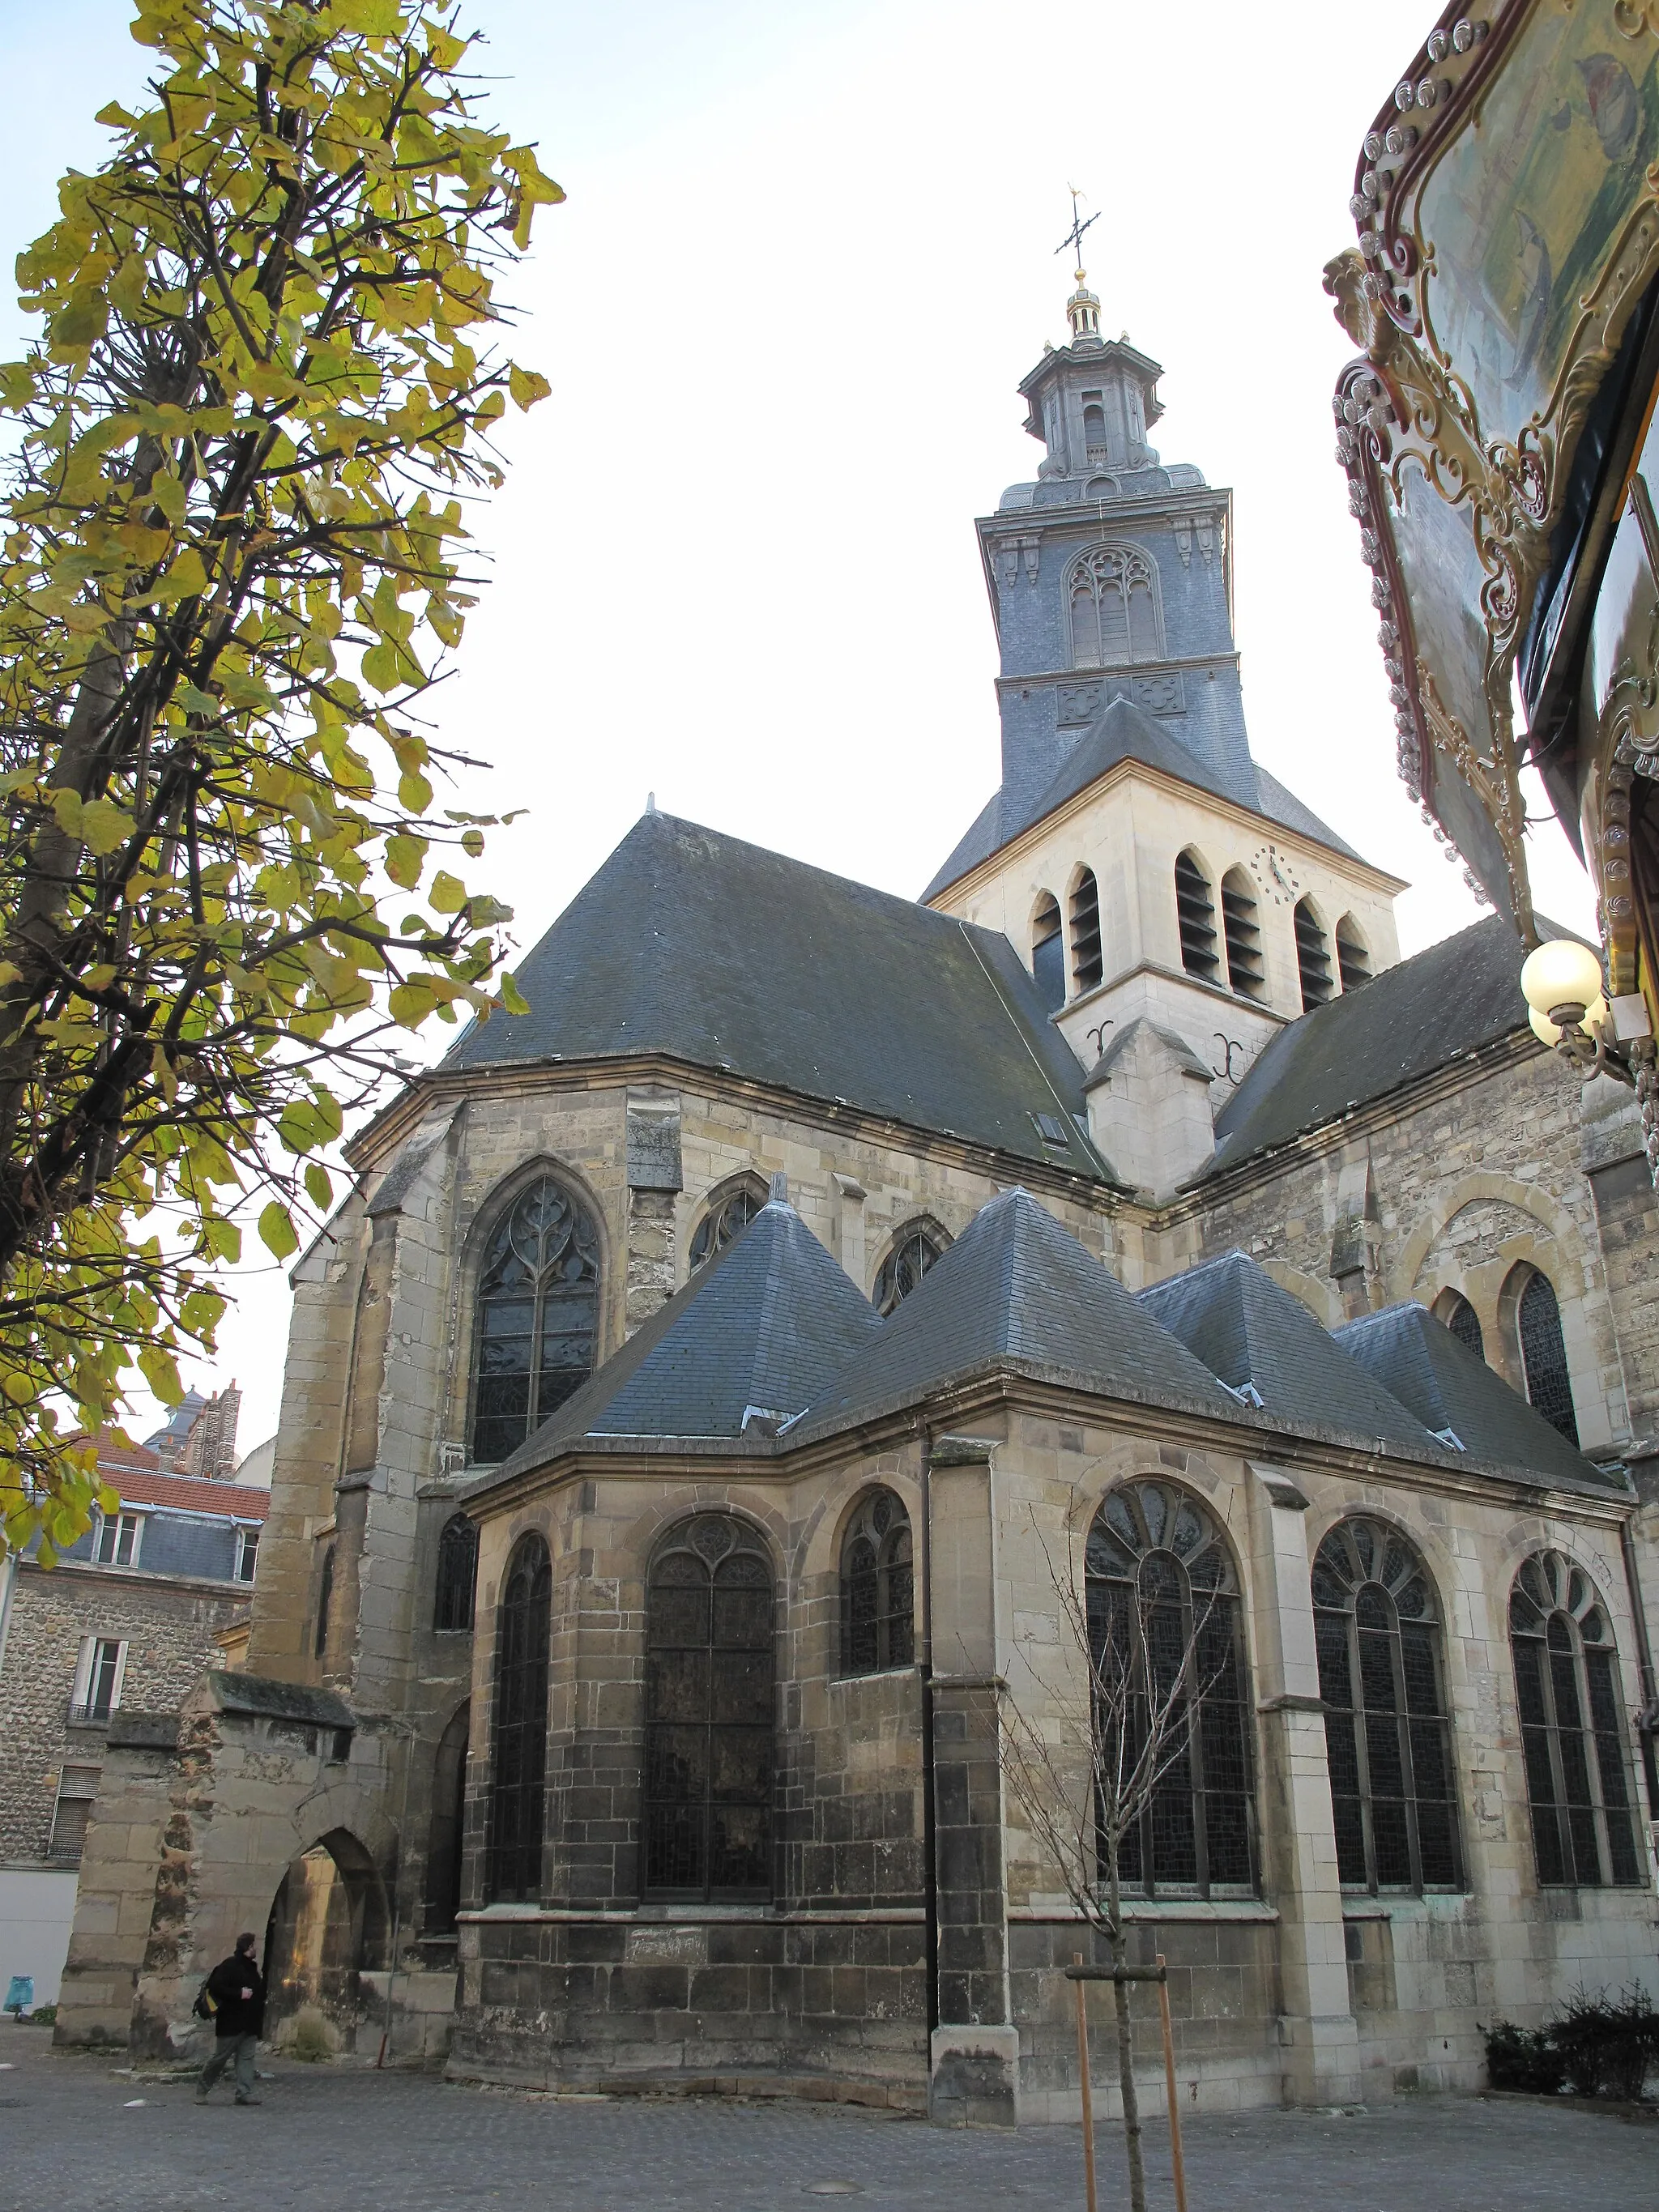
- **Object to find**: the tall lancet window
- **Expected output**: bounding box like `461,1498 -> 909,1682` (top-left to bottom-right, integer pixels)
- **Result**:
471,1174 -> 600,1464
1068,546 -> 1162,668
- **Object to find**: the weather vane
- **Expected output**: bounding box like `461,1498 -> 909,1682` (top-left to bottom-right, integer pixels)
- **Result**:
1055,185 -> 1099,275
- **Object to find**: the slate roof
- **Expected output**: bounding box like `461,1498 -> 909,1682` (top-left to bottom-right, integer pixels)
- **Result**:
485,1199 -> 885,1480
443,812 -> 1112,1183
1204,914 -> 1534,1179
922,697 -> 1362,901
795,1188 -> 1243,1438
1335,1303 -> 1624,1497
1137,1250 -> 1438,1457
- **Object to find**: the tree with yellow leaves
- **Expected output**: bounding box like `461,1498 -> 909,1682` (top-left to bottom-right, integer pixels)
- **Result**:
0,0 -> 561,1555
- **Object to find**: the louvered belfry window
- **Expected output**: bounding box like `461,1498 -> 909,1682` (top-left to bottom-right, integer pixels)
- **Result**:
1031,893 -> 1064,1013
1294,898 -> 1334,1009
644,1516 -> 774,1899
1069,870 -> 1104,995
841,1489 -> 915,1675
1311,1518 -> 1461,1893
1336,914 -> 1372,991
1085,1481 -> 1255,1896
1517,1270 -> 1579,1445
1174,852 -> 1220,982
471,1175 -> 599,1464
1220,867 -> 1265,999
488,1534 -> 552,1903
1508,1550 -> 1640,1889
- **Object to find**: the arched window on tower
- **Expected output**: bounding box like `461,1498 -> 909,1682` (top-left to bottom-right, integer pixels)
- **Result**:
1336,914 -> 1372,992
1514,1268 -> 1579,1445
1311,1518 -> 1461,1893
1069,870 -> 1104,995
1434,1291 -> 1485,1362
689,1175 -> 767,1273
1508,1549 -> 1640,1888
840,1489 -> 915,1675
1294,897 -> 1334,1010
313,1545 -> 335,1662
874,1224 -> 945,1316
488,1533 -> 551,1903
433,1514 -> 479,1633
644,1515 -> 774,1899
1068,545 -> 1162,668
1031,893 -> 1064,1012
471,1174 -> 600,1464
1085,1480 -> 1255,1895
1174,851 -> 1220,983
1220,867 -> 1265,999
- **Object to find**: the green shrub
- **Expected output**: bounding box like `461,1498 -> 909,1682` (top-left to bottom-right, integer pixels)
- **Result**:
1482,2019 -> 1565,2095
1484,1988 -> 1659,2101
23,2005 -> 57,2027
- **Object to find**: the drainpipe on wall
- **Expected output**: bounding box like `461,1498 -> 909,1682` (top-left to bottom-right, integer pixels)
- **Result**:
919,1426 -> 938,2039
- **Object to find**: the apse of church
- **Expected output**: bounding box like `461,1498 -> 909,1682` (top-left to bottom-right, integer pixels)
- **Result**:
49,276 -> 1659,2127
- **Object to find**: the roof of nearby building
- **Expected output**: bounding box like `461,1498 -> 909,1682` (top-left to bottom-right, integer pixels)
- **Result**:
441,811 -> 1114,1183
1335,1302 -> 1623,1497
921,697 -> 1363,902
1137,1251 -> 1438,1457
99,1464 -> 270,1521
1204,913 -> 1534,1178
489,1197 -> 885,1477
795,1187 -> 1243,1438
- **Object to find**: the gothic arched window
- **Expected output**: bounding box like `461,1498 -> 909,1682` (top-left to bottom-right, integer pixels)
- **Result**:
1221,867 -> 1265,999
471,1174 -> 600,1464
424,1701 -> 471,1933
1175,851 -> 1220,982
689,1177 -> 766,1273
488,1533 -> 552,1903
1294,897 -> 1333,1009
314,1545 -> 335,1661
1508,1550 -> 1640,1888
1516,1268 -> 1579,1445
644,1515 -> 774,1900
1311,1518 -> 1461,1893
1336,914 -> 1372,991
1069,870 -> 1104,995
433,1514 -> 479,1633
874,1225 -> 944,1316
1068,545 -> 1162,668
840,1490 -> 915,1674
1031,893 -> 1064,1012
1436,1292 -> 1484,1362
1085,1481 -> 1255,1895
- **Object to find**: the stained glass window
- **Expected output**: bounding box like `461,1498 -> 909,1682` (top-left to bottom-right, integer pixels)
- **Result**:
1441,1294 -> 1484,1362
434,1513 -> 479,1633
874,1227 -> 943,1317
1508,1549 -> 1640,1889
1516,1271 -> 1579,1445
644,1515 -> 774,1899
488,1535 -> 552,1903
1311,1517 -> 1461,1892
840,1489 -> 915,1675
1085,1481 -> 1255,1896
688,1181 -> 765,1273
471,1175 -> 599,1464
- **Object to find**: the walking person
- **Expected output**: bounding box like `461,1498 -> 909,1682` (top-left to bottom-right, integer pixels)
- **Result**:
195,1932 -> 266,2106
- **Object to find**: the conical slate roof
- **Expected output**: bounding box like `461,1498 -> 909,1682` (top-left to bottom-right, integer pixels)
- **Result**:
442,810 -> 1111,1183
1335,1303 -> 1623,1496
489,1198 -> 884,1476
797,1187 -> 1241,1437
1137,1251 -> 1435,1456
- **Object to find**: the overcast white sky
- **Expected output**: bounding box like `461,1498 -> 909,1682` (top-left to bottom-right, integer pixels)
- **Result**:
2,0 -> 1600,1454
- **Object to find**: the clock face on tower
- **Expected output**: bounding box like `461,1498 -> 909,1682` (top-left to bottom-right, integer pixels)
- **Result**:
1250,843 -> 1299,905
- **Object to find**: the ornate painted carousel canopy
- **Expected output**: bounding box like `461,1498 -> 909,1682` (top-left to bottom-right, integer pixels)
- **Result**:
1327,0 -> 1659,1174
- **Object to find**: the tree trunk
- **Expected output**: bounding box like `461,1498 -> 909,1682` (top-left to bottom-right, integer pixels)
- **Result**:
1107,1858 -> 1146,2212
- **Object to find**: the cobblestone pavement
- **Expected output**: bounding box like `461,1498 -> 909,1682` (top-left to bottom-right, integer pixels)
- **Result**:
2,2025 -> 1653,2212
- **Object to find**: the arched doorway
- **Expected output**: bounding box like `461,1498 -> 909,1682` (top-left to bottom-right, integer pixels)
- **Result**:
262,1827 -> 390,2048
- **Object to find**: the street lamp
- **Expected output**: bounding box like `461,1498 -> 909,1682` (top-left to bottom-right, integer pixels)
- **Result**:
1520,940 -> 1631,1086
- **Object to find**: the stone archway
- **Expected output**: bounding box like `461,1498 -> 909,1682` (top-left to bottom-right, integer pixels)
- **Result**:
262,1826 -> 389,2048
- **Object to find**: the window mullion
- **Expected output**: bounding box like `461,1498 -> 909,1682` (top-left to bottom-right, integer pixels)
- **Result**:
1184,1590 -> 1211,1896
1388,1617 -> 1424,1894
1537,1625 -> 1575,1883
1575,1643 -> 1614,1888
1347,1611 -> 1380,1894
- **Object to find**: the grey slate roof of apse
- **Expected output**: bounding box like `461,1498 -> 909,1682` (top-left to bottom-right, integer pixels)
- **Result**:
1137,1251 -> 1439,1458
1336,1303 -> 1623,1498
445,811 -> 1111,1184
795,1188 -> 1243,1438
921,698 -> 1362,901
1204,914 -> 1534,1179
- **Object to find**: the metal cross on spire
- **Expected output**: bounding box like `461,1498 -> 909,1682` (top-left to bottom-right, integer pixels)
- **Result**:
1055,185 -> 1099,276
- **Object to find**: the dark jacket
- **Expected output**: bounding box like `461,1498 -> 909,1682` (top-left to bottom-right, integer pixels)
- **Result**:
204,1953 -> 265,2039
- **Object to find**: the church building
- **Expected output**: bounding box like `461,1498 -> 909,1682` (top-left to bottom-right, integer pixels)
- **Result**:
53,273 -> 1659,2125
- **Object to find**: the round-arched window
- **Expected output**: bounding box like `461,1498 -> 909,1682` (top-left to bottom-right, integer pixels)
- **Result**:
688,1181 -> 765,1273
471,1175 -> 600,1464
1508,1550 -> 1640,1889
1311,1518 -> 1460,1892
1085,1480 -> 1254,1896
840,1489 -> 915,1674
874,1227 -> 943,1317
